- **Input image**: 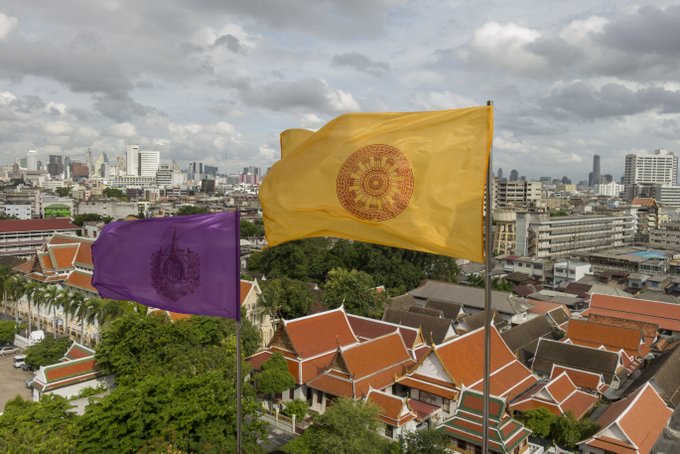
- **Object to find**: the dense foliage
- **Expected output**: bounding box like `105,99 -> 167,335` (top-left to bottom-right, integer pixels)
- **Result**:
323,268 -> 389,318
241,219 -> 265,238
255,352 -> 295,399
72,213 -> 114,226
248,238 -> 459,296
399,429 -> 450,454
518,409 -> 600,449
0,319 -> 15,344
0,312 -> 266,453
284,398 -> 393,454
0,395 -> 79,453
55,187 -> 72,197
102,187 -> 128,200
24,336 -> 72,368
176,205 -> 210,216
261,278 -> 313,320
283,399 -> 308,420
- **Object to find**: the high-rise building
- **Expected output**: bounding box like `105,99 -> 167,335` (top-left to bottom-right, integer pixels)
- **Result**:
138,150 -> 160,177
116,155 -> 126,176
47,155 -> 64,177
126,145 -> 140,176
592,154 -> 601,186
497,168 -> 503,180
26,150 -> 38,171
624,149 -> 678,200
509,169 -> 519,181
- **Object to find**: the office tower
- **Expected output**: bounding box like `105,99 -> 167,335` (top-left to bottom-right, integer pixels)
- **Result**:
592,154 -> 601,186
138,150 -> 160,177
116,155 -> 126,176
26,150 -> 38,171
509,169 -> 518,181
497,168 -> 503,180
48,155 -> 64,177
86,148 -> 93,174
126,144 -> 140,176
204,165 -> 218,176
624,149 -> 678,187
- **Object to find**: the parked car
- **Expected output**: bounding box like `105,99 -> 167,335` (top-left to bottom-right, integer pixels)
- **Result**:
20,363 -> 33,372
12,354 -> 26,368
25,378 -> 34,389
0,346 -> 19,356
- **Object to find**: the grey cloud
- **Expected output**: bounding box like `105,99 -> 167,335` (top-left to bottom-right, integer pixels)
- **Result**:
240,78 -> 353,113
92,95 -> 152,122
213,34 -> 242,53
332,52 -> 390,76
540,82 -> 680,120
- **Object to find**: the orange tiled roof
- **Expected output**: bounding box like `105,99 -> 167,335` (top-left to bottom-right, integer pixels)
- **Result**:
48,233 -> 81,245
585,294 -> 680,332
65,270 -> 96,293
283,308 -> 358,358
341,331 -> 412,378
585,383 -> 671,454
38,253 -> 54,271
74,241 -> 93,267
0,218 -> 77,233
240,280 -> 253,305
396,375 -> 457,399
50,245 -> 79,270
13,259 -> 34,274
631,197 -> 656,207
44,356 -> 98,382
566,319 -> 646,357
347,314 -> 422,348
550,365 -> 604,391
435,327 -> 521,387
545,372 -> 576,402
587,313 -> 658,346
366,390 -> 417,427
63,343 -> 96,360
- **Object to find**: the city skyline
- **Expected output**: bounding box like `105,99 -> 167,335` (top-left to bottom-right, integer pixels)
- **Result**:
0,1 -> 679,177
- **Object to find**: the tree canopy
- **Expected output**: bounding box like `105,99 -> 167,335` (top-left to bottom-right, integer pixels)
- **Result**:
256,352 -> 295,400
176,205 -> 210,216
399,429 -> 450,454
261,278 -> 313,320
284,398 -> 392,454
0,319 -> 16,344
72,213 -> 113,226
241,219 -> 265,238
323,268 -> 389,318
24,336 -> 72,369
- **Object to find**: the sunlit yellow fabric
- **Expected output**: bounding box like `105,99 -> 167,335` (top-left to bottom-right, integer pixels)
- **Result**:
259,106 -> 493,262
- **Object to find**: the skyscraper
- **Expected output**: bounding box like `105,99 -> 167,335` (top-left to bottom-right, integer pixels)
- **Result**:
497,168 -> 503,180
26,149 -> 38,171
509,169 -> 519,181
624,149 -> 678,200
48,155 -> 64,177
138,150 -> 160,177
592,154 -> 601,186
126,144 -> 140,176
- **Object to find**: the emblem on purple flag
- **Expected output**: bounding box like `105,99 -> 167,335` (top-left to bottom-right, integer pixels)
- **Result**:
92,211 -> 241,320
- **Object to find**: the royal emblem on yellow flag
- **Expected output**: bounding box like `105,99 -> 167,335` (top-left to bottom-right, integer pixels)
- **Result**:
259,106 -> 493,262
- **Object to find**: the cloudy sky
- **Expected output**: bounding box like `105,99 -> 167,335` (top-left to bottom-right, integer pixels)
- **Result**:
1,1 -> 679,180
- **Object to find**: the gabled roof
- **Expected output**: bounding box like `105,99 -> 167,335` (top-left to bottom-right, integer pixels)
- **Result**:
582,383 -> 672,454
511,372 -> 599,419
281,307 -> 358,359
456,310 -> 504,332
430,327 -> 537,400
501,315 -> 555,355
408,280 -> 528,315
439,388 -> 531,454
382,308 -> 454,344
533,339 -> 621,384
550,364 -> 606,393
33,343 -> 102,393
424,299 -> 463,319
627,345 -> 680,408
566,319 -> 648,358
409,306 -> 444,318
64,270 -> 97,294
63,342 -> 95,361
307,331 -> 415,399
365,389 -> 417,427
584,293 -> 680,332
346,314 -> 423,349
585,314 -> 658,346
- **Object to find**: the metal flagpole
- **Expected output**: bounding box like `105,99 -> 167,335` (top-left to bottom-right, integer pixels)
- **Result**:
235,211 -> 243,453
482,100 -> 494,454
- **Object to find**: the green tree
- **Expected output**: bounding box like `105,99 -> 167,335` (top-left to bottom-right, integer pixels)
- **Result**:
550,412 -> 581,449
248,238 -> 332,282
0,319 -> 16,344
0,395 -> 79,453
55,187 -> 72,197
284,398 -> 391,454
24,336 -> 72,369
399,429 -> 450,454
261,278 -> 313,320
283,399 -> 308,420
72,213 -> 113,226
102,187 -> 128,200
241,219 -> 264,238
519,407 -> 555,439
256,352 -> 295,400
323,268 -> 389,318
176,205 -> 210,216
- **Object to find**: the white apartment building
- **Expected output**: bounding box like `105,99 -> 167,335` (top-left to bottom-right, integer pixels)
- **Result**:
494,180 -> 542,208
26,149 -> 38,171
3,205 -> 32,220
515,213 -> 635,259
595,181 -> 624,197
624,149 -> 678,199
125,144 -> 139,176
647,185 -> 680,208
552,260 -> 592,287
138,150 -> 160,177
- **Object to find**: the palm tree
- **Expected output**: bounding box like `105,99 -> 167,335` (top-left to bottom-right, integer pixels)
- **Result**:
7,275 -> 26,325
42,285 -> 61,339
24,281 -> 44,335
76,294 -> 96,344
58,288 -> 76,339
0,266 -> 12,314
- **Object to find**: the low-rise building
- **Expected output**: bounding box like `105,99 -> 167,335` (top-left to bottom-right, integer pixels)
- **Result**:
0,218 -> 79,257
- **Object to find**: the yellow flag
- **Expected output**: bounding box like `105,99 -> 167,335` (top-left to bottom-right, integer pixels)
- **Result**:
259,106 -> 493,262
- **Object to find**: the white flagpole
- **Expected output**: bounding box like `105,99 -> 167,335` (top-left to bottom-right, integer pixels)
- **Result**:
482,100 -> 494,454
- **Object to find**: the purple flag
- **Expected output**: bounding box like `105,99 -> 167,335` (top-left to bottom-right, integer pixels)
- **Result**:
92,211 -> 241,319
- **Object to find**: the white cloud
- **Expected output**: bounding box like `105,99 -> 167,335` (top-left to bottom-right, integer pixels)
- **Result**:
299,113 -> 324,128
327,88 -> 360,112
469,21 -> 545,73
44,121 -> 72,135
258,144 -> 277,160
106,122 -> 138,138
412,91 -> 476,110
0,91 -> 17,105
0,12 -> 17,40
559,16 -> 608,44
